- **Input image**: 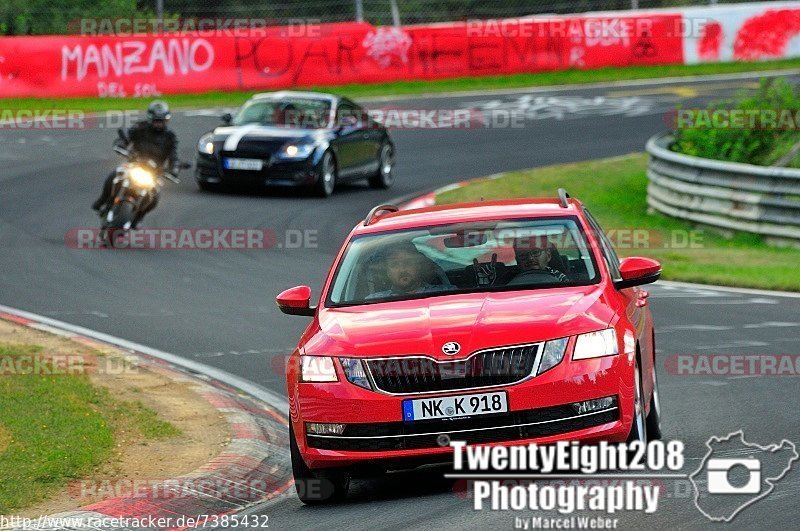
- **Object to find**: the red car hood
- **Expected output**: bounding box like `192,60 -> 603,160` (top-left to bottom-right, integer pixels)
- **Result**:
305,285 -> 616,359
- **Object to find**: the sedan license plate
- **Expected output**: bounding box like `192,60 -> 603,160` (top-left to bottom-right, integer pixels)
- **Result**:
403,391 -> 508,421
224,158 -> 263,171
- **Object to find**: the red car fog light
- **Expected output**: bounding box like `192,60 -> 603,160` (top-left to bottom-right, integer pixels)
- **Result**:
572,396 -> 617,415
306,422 -> 346,436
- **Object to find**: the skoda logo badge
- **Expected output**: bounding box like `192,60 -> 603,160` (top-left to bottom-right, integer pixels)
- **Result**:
442,342 -> 461,356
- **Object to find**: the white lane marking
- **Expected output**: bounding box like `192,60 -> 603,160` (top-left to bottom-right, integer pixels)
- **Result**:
698,380 -> 729,387
742,322 -> 800,329
657,280 -> 800,299
694,340 -> 771,350
0,303 -> 289,413
650,285 -> 726,298
660,324 -> 733,332
184,108 -> 237,117
194,347 -> 289,358
689,298 -> 779,305
466,94 -> 662,122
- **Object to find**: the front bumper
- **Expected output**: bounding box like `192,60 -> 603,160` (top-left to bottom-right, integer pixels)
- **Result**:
289,353 -> 635,469
195,153 -> 317,187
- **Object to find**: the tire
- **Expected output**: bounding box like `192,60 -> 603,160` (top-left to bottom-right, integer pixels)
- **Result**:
198,181 -> 221,192
314,151 -> 337,198
646,350 -> 663,440
102,201 -> 135,248
626,353 -> 648,445
289,424 -> 350,504
368,143 -> 395,189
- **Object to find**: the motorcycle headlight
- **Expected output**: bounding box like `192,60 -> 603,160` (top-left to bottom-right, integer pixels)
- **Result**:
536,337 -> 569,375
573,329 -> 619,360
278,142 -> 315,160
198,133 -> 214,155
300,356 -> 338,382
129,167 -> 156,188
339,358 -> 371,390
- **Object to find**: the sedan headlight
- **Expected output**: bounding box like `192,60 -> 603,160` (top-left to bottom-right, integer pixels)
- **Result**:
278,142 -> 315,160
300,356 -> 338,382
198,133 -> 214,155
339,358 -> 371,390
129,166 -> 156,188
536,337 -> 569,375
573,328 -> 619,360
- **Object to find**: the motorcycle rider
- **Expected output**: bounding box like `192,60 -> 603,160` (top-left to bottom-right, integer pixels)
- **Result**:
92,101 -> 179,226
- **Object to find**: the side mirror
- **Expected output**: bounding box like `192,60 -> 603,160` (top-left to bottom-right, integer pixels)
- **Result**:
276,285 -> 316,317
221,113 -> 233,125
336,115 -> 358,131
614,257 -> 661,290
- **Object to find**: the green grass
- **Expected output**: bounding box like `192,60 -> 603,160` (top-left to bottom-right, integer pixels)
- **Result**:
0,343 -> 179,514
4,58 -> 800,112
436,153 -> 800,291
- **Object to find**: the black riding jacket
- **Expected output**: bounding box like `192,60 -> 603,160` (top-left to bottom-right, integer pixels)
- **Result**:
126,121 -> 178,172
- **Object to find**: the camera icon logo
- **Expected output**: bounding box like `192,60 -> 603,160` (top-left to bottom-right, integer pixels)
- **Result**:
706,457 -> 761,495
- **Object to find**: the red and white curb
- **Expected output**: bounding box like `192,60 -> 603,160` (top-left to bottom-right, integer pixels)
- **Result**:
397,174 -> 507,211
0,305 -> 292,531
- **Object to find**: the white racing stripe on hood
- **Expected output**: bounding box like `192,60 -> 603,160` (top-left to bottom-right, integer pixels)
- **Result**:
223,124 -> 261,152
222,125 -> 315,152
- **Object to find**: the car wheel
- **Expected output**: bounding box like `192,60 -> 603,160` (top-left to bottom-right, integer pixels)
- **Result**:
627,354 -> 648,444
289,424 -> 350,504
314,151 -> 337,197
646,355 -> 663,440
368,143 -> 395,189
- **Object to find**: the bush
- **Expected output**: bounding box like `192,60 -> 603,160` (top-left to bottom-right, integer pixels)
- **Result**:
671,78 -> 800,168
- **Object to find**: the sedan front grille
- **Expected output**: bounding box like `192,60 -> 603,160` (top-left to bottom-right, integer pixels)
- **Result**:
365,344 -> 541,394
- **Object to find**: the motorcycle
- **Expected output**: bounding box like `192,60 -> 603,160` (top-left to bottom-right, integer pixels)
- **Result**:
100,129 -> 189,246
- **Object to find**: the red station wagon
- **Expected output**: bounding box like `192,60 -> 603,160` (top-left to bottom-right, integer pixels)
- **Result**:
277,190 -> 663,503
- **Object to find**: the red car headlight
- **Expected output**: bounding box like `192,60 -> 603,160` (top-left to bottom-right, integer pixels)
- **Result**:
300,356 -> 338,382
572,328 -> 619,360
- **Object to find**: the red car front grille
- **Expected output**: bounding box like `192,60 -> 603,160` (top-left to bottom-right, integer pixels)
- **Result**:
365,344 -> 541,394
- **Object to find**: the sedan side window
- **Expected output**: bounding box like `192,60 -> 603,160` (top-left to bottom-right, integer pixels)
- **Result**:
584,210 -> 621,281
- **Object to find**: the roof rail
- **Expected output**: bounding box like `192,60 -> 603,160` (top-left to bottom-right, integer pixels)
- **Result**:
557,188 -> 570,209
364,204 -> 399,226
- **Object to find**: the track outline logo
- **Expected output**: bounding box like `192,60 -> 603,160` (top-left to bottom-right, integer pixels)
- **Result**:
689,430 -> 798,522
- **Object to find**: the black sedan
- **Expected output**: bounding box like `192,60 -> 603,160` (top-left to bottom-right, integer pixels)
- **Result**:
195,91 -> 395,197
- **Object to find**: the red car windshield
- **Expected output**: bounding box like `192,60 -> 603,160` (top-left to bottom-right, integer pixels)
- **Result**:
327,217 -> 600,306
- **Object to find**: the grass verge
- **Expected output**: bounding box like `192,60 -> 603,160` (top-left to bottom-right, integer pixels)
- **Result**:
435,153 -> 800,292
0,343 -> 179,514
4,59 -> 800,112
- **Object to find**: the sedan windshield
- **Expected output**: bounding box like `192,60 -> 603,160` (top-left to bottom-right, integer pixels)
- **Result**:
327,217 -> 599,306
233,98 -> 332,128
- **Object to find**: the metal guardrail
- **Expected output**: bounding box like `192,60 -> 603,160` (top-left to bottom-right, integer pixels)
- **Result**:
646,132 -> 800,243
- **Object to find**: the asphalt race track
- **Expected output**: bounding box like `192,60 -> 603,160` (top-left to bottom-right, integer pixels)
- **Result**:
2,74 -> 800,529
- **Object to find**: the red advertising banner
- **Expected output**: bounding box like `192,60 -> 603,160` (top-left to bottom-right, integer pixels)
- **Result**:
0,12 -> 700,99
